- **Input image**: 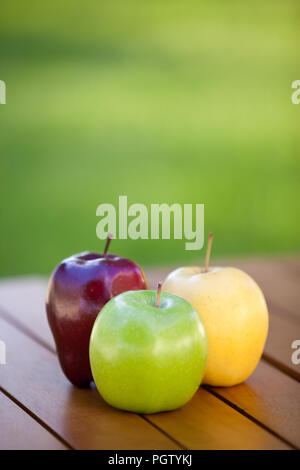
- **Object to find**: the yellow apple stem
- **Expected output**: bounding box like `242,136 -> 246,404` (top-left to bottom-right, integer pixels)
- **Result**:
155,281 -> 162,308
204,232 -> 214,272
103,233 -> 114,257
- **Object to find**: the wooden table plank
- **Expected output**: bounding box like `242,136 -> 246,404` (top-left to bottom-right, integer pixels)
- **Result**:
146,388 -> 290,450
210,360 -> 300,449
0,391 -> 67,450
264,304 -> 300,381
1,288 -> 296,448
227,257 -> 300,318
0,259 -> 298,450
0,276 -> 54,351
0,290 -> 291,450
284,258 -> 300,270
0,317 -> 180,450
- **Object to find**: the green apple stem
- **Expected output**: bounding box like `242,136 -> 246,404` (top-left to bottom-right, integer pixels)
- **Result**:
103,233 -> 114,257
204,232 -> 214,272
155,281 -> 162,308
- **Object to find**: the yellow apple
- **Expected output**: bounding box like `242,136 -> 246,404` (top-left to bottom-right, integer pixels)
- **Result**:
162,266 -> 269,387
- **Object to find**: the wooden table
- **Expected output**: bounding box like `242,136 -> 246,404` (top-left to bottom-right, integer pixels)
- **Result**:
0,256 -> 299,450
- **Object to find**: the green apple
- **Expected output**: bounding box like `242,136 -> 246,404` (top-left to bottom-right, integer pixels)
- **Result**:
89,289 -> 207,414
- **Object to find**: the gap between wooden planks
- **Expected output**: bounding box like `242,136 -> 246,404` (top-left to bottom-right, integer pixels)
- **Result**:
0,313 -> 289,450
0,391 -> 68,450
0,314 -> 180,450
0,261 -> 298,449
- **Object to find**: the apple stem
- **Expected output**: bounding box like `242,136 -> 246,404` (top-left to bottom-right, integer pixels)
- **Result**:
103,233 -> 114,257
204,232 -> 214,272
155,281 -> 162,308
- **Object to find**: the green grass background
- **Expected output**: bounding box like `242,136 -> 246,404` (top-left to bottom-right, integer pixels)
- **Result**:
1,0 -> 299,277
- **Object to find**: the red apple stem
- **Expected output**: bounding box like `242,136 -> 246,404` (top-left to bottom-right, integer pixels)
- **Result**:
155,281 -> 162,308
204,232 -> 213,272
103,233 -> 114,257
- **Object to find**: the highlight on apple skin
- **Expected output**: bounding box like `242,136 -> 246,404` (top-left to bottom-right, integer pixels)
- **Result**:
163,266 -> 269,387
89,289 -> 208,414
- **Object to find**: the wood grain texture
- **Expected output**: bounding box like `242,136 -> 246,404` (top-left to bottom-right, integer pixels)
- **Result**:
0,317 -> 180,450
146,387 -> 290,450
0,304 -> 289,449
0,392 -> 67,450
226,257 -> 300,318
284,258 -> 300,270
264,304 -> 300,381
210,360 -> 300,449
0,256 -> 299,450
0,276 -> 53,351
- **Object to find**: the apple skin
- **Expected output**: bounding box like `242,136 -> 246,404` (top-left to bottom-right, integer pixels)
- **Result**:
89,290 -> 207,413
46,252 -> 148,388
163,267 -> 269,387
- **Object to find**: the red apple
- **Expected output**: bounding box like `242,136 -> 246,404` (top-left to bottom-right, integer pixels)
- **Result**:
46,235 -> 148,387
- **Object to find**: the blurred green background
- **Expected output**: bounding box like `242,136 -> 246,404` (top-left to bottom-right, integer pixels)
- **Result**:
1,0 -> 299,277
